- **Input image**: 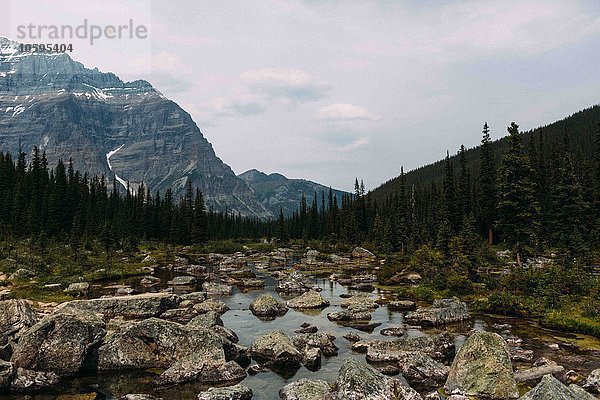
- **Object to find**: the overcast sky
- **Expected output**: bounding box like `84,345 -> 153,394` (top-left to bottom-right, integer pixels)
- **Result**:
3,0 -> 600,191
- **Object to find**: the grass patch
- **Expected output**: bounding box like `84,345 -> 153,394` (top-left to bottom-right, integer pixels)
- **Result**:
542,310 -> 600,339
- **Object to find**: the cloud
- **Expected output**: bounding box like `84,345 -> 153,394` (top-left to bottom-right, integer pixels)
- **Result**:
315,103 -> 380,121
241,68 -> 329,103
208,95 -> 266,118
340,137 -> 370,152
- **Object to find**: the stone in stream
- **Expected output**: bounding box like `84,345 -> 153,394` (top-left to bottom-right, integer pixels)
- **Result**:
249,330 -> 302,368
334,357 -> 422,400
584,368 -> 600,392
167,275 -> 196,286
249,294 -> 288,319
140,275 -> 161,286
295,325 -> 318,334
193,299 -> 230,315
343,332 -> 362,342
327,309 -> 372,322
197,384 -> 252,400
11,309 -> 106,377
276,271 -> 310,293
10,367 -> 60,393
279,378 -> 332,400
340,294 -> 379,310
202,282 -> 234,295
187,311 -> 224,328
387,300 -> 416,311
123,395 -> 163,400
405,298 -> 469,326
444,331 -> 518,399
369,350 -> 449,387
292,333 -> 338,358
98,317 -> 244,386
59,293 -> 181,320
520,374 -> 596,400
380,325 -> 407,337
286,290 -> 330,309
360,332 -> 455,361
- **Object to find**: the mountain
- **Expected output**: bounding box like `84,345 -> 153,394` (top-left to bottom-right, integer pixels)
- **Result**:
0,37 -> 348,219
369,105 -> 600,204
239,169 -> 347,217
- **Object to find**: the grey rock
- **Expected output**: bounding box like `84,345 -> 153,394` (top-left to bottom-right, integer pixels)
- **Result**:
514,358 -> 564,383
368,350 -> 449,386
8,268 -> 36,281
584,368 -> 600,392
167,276 -> 196,286
249,330 -> 302,367
194,299 -> 230,315
334,357 -> 422,400
197,384 -> 253,400
351,247 -> 376,260
405,298 -> 469,326
340,295 -> 378,310
287,290 -> 330,309
445,331 -> 518,399
249,294 -> 288,318
0,299 -> 37,341
60,293 -> 181,320
380,325 -> 407,337
203,282 -> 234,295
64,282 -> 90,295
10,367 -> 60,393
279,379 -> 332,400
387,300 -> 416,311
123,395 -> 162,400
520,374 -> 596,400
276,272 -> 310,293
11,309 -> 106,376
363,333 -> 455,361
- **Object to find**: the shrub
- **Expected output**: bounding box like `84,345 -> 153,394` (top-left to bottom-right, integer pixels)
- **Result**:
486,291 -> 526,317
396,285 -> 436,302
446,273 -> 474,296
582,298 -> 600,318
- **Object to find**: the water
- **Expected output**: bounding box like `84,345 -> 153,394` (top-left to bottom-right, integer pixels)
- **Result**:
6,261 -> 600,399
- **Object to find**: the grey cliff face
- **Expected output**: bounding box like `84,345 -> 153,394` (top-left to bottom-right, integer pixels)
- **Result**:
0,37 -> 271,218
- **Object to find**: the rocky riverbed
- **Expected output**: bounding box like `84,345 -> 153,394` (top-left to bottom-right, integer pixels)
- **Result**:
1,248 -> 599,399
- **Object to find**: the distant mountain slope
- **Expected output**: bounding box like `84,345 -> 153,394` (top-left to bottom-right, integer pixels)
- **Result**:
239,169 -> 347,216
370,105 -> 600,203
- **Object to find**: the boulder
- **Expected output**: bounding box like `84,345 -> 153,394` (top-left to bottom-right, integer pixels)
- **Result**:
380,325 -> 407,337
341,295 -> 378,310
584,368 -> 600,393
352,247 -> 376,260
157,356 -> 245,386
279,379 -> 332,400
405,298 -> 468,326
445,331 -> 518,399
249,330 -> 302,367
387,300 -> 416,311
8,268 -> 36,281
202,282 -> 234,295
193,299 -> 230,315
249,294 -> 288,319
344,332 -> 362,342
197,384 -> 252,400
334,357 -> 422,400
140,276 -> 161,286
11,310 -> 106,376
368,350 -> 448,386
292,332 -> 337,354
287,290 -> 330,309
521,374 -> 596,400
64,282 -> 90,296
167,276 -> 196,286
60,293 -> 181,320
123,396 -> 162,400
364,333 -> 455,361
327,309 -> 372,322
276,271 -> 310,293
0,299 -> 37,340
98,318 -> 222,371
187,311 -> 224,328
10,367 -> 60,393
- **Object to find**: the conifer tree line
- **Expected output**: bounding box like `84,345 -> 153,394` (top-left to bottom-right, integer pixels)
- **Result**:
0,147 -> 268,245
277,111 -> 600,265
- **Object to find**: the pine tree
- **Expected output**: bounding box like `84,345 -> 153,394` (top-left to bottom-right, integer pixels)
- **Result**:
497,122 -> 540,262
276,208 -> 288,243
458,144 -> 471,223
478,122 -> 497,243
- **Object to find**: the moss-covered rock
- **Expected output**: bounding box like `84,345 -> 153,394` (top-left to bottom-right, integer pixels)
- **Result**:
444,331 -> 518,399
